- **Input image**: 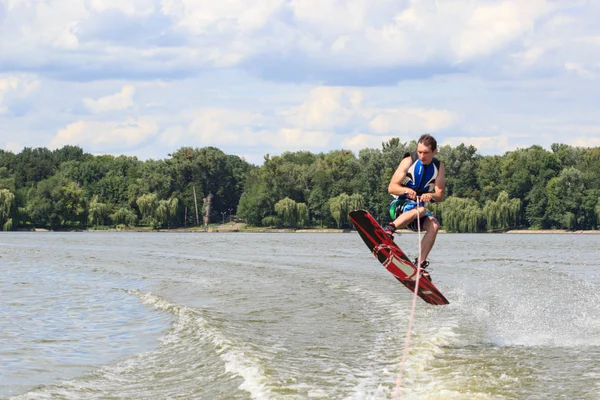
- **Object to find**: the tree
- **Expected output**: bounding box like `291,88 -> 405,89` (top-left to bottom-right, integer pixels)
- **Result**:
438,143 -> 481,198
88,195 -> 110,227
237,168 -> 274,226
275,197 -> 298,228
356,148 -> 388,219
0,188 -> 15,231
24,177 -> 86,230
476,155 -> 503,205
136,193 -> 158,227
111,207 -> 138,227
296,202 -> 309,228
53,145 -> 88,164
328,192 -> 363,228
13,147 -> 56,188
595,198 -> 600,228
551,143 -> 583,169
482,191 -> 521,231
545,167 -> 585,229
156,197 -> 179,228
501,146 -> 561,227
329,193 -> 349,228
434,197 -> 485,233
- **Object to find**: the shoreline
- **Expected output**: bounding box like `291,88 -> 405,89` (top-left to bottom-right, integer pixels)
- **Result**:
22,225 -> 600,234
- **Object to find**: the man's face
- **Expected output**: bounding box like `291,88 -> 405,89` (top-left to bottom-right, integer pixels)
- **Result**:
417,142 -> 437,165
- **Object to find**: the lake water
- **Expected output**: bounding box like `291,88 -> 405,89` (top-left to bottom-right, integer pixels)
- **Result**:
1,231 -> 599,399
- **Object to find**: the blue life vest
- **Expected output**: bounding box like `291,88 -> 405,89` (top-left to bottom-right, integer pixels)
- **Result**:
389,152 -> 440,220
401,152 -> 440,195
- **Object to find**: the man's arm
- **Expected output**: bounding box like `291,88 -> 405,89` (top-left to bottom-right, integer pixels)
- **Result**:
421,163 -> 446,203
388,156 -> 415,198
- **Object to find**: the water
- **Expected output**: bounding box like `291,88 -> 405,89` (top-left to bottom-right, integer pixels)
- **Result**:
1,232 -> 599,399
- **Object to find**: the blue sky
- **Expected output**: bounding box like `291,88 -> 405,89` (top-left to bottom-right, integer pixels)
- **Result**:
1,0 -> 599,165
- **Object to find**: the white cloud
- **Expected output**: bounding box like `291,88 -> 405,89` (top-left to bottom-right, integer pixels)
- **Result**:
1,1 -> 600,164
368,107 -> 458,135
341,133 -> 394,153
2,1 -> 89,52
564,62 -> 596,79
3,141 -> 22,153
285,87 -> 363,131
453,0 -> 548,62
83,85 -> 136,113
163,0 -> 284,34
88,0 -> 156,16
186,107 -> 262,145
0,75 -> 40,114
0,0 -> 566,77
272,128 -> 334,149
49,117 -> 158,151
442,134 -> 513,155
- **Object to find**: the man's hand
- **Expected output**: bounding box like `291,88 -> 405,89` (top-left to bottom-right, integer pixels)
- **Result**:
403,188 -> 417,200
420,193 -> 435,203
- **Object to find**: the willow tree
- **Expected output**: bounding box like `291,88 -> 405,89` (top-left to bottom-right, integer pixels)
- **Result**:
136,193 -> 158,227
0,188 -> 14,231
483,191 -> 521,231
273,197 -> 310,228
111,207 -> 138,227
275,197 -> 297,227
329,192 -> 365,228
435,197 -> 484,233
296,202 -> 309,228
88,195 -> 110,227
329,193 -> 349,228
156,197 -> 179,228
595,198 -> 600,229
348,193 -> 364,212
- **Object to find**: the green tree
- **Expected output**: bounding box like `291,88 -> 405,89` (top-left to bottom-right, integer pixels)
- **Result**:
0,188 -> 15,231
13,147 -> 56,188
435,197 -> 485,233
501,146 -> 561,227
111,207 -> 138,227
136,193 -> 158,227
275,197 -> 298,228
156,197 -> 179,228
356,147 -> 388,219
329,193 -> 354,228
595,198 -> 600,228
551,143 -> 583,169
88,195 -> 111,227
482,191 -> 521,231
438,143 -> 481,198
237,168 -> 274,226
24,177 -> 86,230
53,145 -> 89,164
545,167 -> 585,229
476,155 -> 503,204
296,202 -> 309,228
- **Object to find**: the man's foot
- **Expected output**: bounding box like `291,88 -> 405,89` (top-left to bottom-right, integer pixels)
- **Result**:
383,223 -> 396,240
414,259 -> 432,282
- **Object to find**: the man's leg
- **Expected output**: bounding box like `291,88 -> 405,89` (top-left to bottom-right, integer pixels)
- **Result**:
419,216 -> 440,262
393,206 -> 428,229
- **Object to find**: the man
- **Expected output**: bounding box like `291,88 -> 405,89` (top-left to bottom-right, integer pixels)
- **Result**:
383,134 -> 445,281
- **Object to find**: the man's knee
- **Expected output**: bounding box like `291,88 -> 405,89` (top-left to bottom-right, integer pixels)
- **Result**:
425,218 -> 440,233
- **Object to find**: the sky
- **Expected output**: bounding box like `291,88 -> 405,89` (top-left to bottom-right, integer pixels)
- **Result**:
1,0 -> 600,165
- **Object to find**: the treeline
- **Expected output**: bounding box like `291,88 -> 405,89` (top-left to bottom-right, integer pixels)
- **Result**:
0,146 -> 250,231
1,140 -> 599,232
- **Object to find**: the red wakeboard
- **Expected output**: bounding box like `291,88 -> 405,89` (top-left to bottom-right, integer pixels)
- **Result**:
349,209 -> 449,305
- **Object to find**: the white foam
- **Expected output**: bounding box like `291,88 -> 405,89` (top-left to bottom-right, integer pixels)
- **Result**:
135,290 -> 273,399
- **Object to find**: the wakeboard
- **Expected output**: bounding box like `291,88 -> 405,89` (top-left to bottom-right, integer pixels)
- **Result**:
349,209 -> 449,305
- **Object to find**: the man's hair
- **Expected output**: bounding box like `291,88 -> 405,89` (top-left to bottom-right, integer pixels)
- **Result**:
418,134 -> 437,151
